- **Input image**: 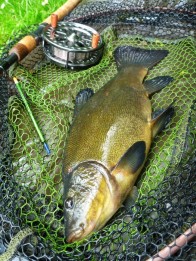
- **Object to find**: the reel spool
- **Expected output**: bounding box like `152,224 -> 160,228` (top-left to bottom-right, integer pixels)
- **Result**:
42,19 -> 104,69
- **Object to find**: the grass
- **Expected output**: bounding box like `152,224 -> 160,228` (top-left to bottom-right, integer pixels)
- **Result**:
0,0 -> 67,49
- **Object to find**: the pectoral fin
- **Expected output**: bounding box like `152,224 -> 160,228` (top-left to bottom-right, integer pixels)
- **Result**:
144,76 -> 173,96
74,88 -> 94,117
151,102 -> 174,138
112,141 -> 146,175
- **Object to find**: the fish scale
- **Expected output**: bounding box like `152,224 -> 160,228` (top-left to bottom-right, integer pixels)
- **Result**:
63,46 -> 174,243
66,80 -> 151,169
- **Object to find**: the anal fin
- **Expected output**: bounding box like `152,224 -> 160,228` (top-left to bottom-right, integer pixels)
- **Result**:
144,76 -> 173,96
74,88 -> 94,117
151,102 -> 174,138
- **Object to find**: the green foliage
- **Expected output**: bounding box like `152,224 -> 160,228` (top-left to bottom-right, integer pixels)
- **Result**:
0,0 -> 67,47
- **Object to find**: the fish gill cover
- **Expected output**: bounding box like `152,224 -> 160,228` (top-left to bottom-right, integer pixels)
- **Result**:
0,0 -> 195,260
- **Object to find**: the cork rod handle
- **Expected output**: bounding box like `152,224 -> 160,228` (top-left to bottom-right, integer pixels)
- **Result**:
9,0 -> 82,61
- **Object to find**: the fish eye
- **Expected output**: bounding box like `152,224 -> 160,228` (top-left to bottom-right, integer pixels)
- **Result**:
64,197 -> 74,209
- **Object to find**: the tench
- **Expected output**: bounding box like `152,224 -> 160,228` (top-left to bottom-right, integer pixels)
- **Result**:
63,46 -> 174,243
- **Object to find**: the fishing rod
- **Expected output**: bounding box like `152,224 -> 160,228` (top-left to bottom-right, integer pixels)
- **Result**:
0,0 -> 82,74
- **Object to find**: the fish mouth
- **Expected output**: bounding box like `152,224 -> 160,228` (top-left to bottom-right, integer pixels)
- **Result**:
66,221 -> 96,243
66,228 -> 83,243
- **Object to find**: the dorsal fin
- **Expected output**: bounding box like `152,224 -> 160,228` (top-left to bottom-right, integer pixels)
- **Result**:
73,88 -> 94,117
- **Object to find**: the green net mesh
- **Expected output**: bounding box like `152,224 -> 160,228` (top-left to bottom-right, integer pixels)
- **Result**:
0,0 -> 195,260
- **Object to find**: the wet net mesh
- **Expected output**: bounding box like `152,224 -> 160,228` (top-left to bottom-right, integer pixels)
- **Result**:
0,0 -> 195,260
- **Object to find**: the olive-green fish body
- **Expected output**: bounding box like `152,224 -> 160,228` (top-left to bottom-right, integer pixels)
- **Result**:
66,67 -> 151,169
63,46 -> 174,243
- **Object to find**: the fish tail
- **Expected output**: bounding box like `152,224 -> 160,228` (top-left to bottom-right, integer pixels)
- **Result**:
114,46 -> 168,71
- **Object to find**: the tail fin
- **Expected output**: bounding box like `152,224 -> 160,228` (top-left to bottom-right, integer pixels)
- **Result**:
114,46 -> 169,71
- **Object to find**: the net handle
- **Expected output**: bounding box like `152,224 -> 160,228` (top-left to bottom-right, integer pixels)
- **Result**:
146,223 -> 196,261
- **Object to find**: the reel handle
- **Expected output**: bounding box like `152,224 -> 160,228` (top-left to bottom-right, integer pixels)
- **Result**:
0,0 -> 82,72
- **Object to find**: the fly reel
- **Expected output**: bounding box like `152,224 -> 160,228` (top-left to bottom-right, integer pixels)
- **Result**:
42,19 -> 104,69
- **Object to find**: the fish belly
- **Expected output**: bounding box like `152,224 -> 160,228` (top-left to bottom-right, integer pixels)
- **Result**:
65,78 -> 152,172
